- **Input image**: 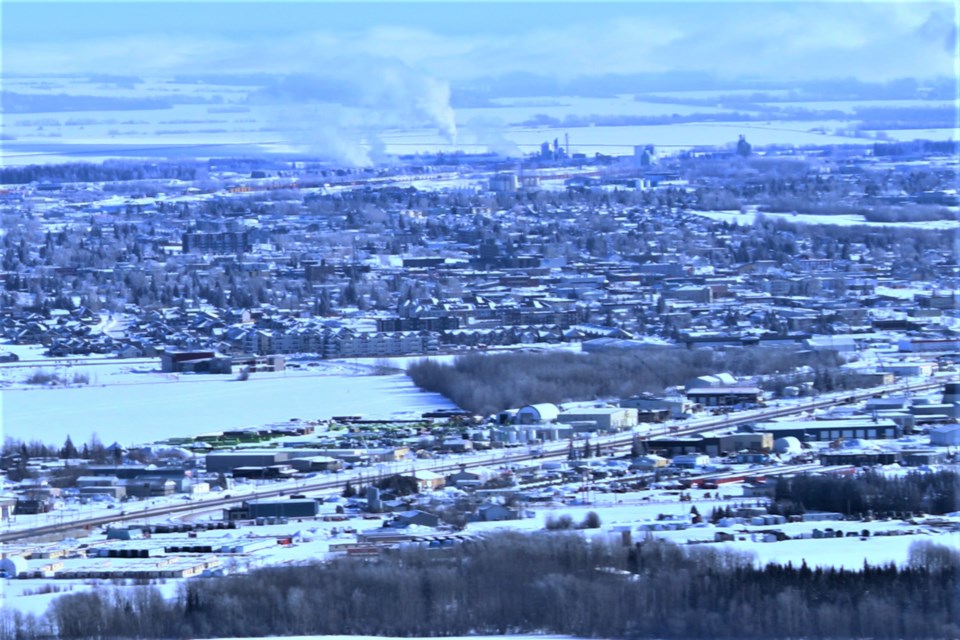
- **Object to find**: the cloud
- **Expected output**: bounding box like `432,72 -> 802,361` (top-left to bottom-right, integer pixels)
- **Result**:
917,5 -> 959,54
3,3 -> 955,83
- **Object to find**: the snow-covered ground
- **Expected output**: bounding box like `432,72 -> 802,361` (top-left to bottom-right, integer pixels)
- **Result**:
460,489 -> 954,571
4,81 -> 955,166
329,341 -> 584,371
2,482 -> 956,619
1,366 -> 457,446
692,208 -> 960,230
0,342 -> 598,449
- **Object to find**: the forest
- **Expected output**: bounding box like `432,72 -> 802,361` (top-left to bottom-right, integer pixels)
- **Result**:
3,533 -> 956,639
407,347 -> 844,415
516,104 -> 957,132
0,89 -> 224,114
772,470 -> 959,518
0,161 -> 199,185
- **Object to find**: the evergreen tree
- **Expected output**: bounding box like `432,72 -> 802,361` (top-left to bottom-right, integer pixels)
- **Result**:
61,435 -> 78,459
342,480 -> 356,498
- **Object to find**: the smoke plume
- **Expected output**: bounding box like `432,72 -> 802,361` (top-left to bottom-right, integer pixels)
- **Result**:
250,59 -> 458,165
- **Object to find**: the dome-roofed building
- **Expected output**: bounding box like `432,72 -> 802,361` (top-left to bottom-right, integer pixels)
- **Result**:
515,403 -> 560,424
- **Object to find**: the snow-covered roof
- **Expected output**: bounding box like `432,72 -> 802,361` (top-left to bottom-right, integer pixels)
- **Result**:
517,403 -> 560,422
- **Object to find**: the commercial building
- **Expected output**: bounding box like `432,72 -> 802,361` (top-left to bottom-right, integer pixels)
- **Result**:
753,419 -> 901,442
226,498 -> 319,520
182,231 -> 249,254
205,450 -> 291,473
647,431 -> 772,457
559,407 -> 638,432
161,350 -> 233,374
686,386 -> 764,408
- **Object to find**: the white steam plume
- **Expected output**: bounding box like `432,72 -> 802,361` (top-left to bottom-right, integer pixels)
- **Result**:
254,59 -> 458,165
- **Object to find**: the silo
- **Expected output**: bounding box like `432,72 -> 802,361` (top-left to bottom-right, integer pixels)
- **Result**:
942,382 -> 960,406
366,486 -> 382,513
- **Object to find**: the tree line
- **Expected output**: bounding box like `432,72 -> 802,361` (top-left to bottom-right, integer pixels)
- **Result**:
0,160 -> 199,185
408,347 -> 841,416
773,470 -> 959,518
4,532 -> 956,639
2,434 -> 115,482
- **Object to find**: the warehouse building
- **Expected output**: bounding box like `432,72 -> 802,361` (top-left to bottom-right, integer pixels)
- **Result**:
930,424 -> 960,446
205,450 -> 292,473
559,407 -> 638,432
686,386 -> 763,408
226,498 -> 319,521
752,418 -> 901,442
647,431 -> 772,457
161,350 -> 233,374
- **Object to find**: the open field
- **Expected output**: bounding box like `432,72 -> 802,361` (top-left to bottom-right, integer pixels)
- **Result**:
2,76 -> 955,164
1,370 -> 456,446
692,208 -> 960,230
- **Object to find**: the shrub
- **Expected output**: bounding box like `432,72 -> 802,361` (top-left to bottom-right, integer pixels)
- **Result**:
545,514 -> 574,530
371,358 -> 400,375
24,369 -> 60,385
579,511 -> 602,529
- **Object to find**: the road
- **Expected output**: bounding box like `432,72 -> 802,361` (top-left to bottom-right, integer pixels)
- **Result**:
1,376 -> 946,543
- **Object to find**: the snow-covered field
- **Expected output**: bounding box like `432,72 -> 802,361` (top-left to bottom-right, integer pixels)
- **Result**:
330,341 -> 583,371
3,81 -> 955,166
1,367 -> 456,446
692,208 -> 960,230
463,490 -> 952,571
0,342 -> 590,451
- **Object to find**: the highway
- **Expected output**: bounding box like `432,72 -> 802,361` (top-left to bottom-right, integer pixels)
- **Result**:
1,376 -> 946,543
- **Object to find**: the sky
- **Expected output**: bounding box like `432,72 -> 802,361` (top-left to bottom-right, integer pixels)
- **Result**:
1,1 -> 957,82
